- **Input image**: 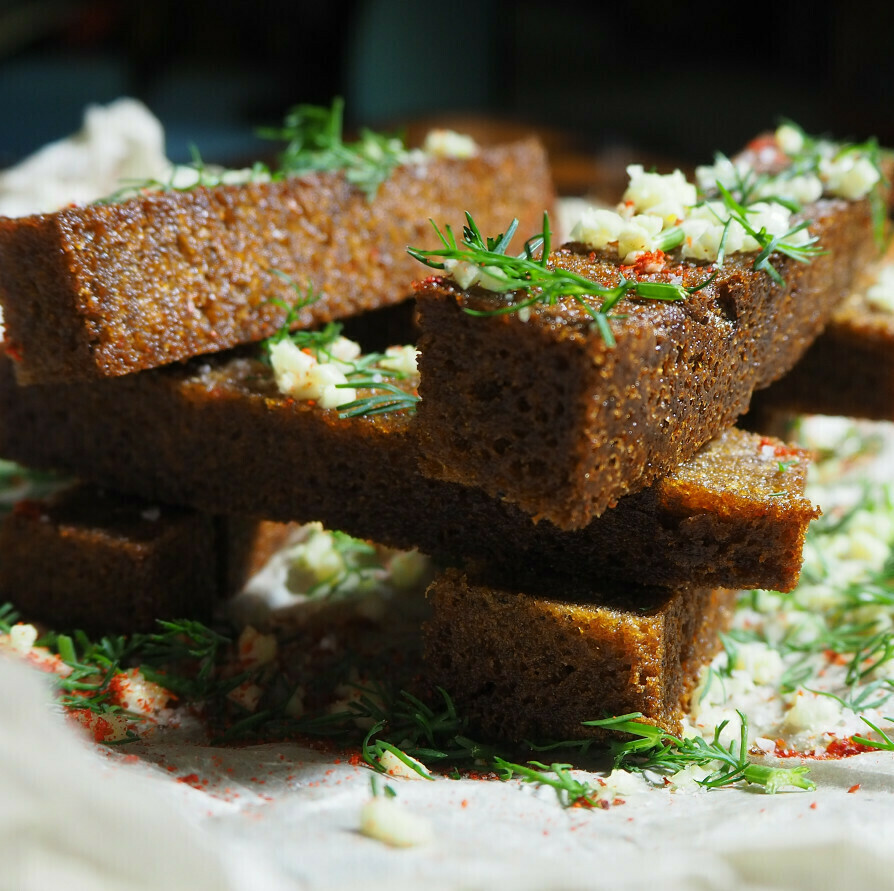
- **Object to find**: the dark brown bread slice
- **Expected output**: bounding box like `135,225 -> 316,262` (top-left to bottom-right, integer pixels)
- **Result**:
0,352 -> 817,592
0,483 -> 295,632
750,240 -> 894,422
424,568 -> 736,741
413,195 -> 875,530
0,139 -> 552,384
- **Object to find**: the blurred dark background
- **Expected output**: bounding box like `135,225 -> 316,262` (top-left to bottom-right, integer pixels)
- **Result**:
1,0 -> 891,193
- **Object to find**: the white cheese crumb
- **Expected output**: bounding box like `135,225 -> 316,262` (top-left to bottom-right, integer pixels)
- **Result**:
423,129 -> 478,159
359,796 -> 434,847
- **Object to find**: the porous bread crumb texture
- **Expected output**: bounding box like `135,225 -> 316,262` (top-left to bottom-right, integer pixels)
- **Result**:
414,196 -> 875,530
752,241 -> 894,422
750,320 -> 894,423
0,353 -> 817,593
0,139 -> 552,383
424,568 -> 737,741
0,484 -> 294,632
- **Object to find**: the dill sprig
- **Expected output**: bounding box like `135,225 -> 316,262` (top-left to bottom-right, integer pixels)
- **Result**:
299,684 -> 499,772
492,758 -> 608,808
408,212 -> 714,348
261,274 -> 335,363
336,381 -> 420,419
853,715 -> 894,751
99,99 -> 411,205
712,183 -> 825,286
259,97 -> 410,200
0,609 -> 238,738
585,713 -> 815,793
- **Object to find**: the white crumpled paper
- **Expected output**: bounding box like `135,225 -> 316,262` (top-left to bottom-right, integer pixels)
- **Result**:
3,105 -> 894,891
3,652 -> 894,891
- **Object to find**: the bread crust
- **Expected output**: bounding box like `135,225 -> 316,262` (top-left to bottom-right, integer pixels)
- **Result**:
0,483 -> 295,632
0,139 -> 552,383
413,197 -> 875,530
424,568 -> 736,740
0,351 -> 817,592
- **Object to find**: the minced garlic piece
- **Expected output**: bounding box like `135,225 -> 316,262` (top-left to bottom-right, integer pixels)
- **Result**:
731,641 -> 784,686
755,173 -> 823,205
569,208 -> 665,264
568,207 -> 624,249
866,264 -> 894,313
782,690 -> 843,734
9,623 -> 38,654
359,797 -> 434,847
819,153 -> 880,200
377,345 -> 418,376
617,214 -> 664,263
268,338 -> 357,409
695,154 -> 746,196
442,258 -> 508,291
237,626 -> 278,668
680,200 -> 808,262
776,123 -> 805,155
622,164 -> 697,226
109,667 -> 173,713
69,708 -> 131,743
423,129 -> 478,159
285,524 -> 346,592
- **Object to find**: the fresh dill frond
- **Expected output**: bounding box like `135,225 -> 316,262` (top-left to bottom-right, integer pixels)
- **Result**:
408,212 -> 702,348
336,381 -> 420,419
713,183 -> 825,286
853,715 -> 894,751
99,98 -> 410,205
261,96 -> 411,200
492,758 -> 606,808
583,712 -> 815,794
261,272 -> 335,362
